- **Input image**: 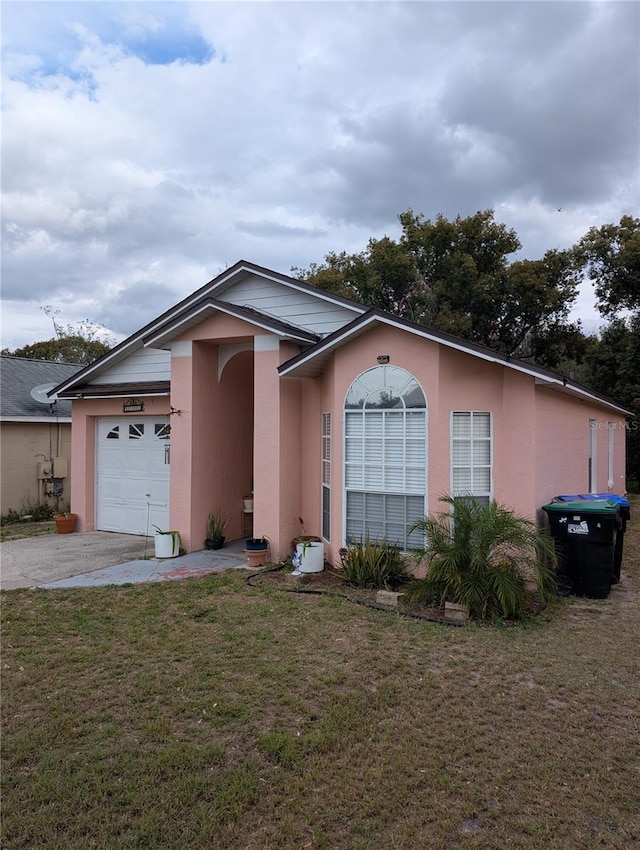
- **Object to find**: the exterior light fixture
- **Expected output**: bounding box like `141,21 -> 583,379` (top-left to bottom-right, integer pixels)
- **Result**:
376,355 -> 390,364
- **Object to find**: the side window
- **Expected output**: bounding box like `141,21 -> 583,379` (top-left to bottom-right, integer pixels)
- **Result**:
451,412 -> 492,503
322,413 -> 331,541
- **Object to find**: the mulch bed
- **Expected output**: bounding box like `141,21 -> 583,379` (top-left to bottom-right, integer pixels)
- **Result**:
246,565 -> 456,625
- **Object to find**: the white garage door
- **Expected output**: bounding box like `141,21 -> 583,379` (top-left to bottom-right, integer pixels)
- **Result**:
96,417 -> 170,534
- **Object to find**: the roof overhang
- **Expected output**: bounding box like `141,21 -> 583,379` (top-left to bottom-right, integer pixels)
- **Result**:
57,381 -> 170,400
52,260 -> 358,397
1,416 -> 73,424
533,379 -> 632,416
279,310 -> 632,416
143,299 -> 320,349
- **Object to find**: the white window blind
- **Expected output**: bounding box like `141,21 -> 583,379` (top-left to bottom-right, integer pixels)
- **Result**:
451,412 -> 492,503
344,366 -> 426,551
322,413 -> 331,541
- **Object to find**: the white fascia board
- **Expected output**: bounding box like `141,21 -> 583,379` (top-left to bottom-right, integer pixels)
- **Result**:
1,416 -> 73,423
534,378 -> 631,415
67,392 -> 168,400
279,314 -> 627,414
280,313 -> 549,379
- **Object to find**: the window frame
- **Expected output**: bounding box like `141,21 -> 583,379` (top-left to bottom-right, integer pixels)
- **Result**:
450,411 -> 493,503
322,412 -> 331,542
343,366 -> 427,552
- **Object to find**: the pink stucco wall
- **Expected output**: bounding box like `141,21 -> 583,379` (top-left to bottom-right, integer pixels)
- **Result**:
535,387 -> 627,508
71,313 -> 627,560
295,323 -> 627,564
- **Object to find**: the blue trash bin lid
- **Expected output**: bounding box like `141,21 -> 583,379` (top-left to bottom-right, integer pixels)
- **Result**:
554,493 -> 629,507
576,493 -> 629,508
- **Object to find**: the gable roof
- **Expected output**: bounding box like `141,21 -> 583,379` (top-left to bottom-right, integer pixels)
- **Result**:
278,309 -> 632,416
53,260 -> 364,397
142,299 -> 320,349
1,356 -> 81,421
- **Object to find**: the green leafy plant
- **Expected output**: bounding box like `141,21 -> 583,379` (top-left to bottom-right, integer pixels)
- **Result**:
1,500 -> 56,525
206,510 -> 229,541
406,496 -> 558,620
339,538 -> 410,589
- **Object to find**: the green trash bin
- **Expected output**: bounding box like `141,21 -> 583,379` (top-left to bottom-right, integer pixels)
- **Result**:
542,499 -> 621,599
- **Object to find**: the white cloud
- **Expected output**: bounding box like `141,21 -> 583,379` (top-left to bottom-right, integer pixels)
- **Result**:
1,0 -> 638,350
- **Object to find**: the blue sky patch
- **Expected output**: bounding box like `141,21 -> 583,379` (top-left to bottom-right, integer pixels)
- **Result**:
3,2 -> 215,75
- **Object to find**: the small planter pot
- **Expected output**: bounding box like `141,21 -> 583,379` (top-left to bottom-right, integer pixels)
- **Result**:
154,532 -> 180,559
54,513 -> 78,534
243,498 -> 254,512
205,537 -> 225,551
245,538 -> 269,551
291,534 -> 321,555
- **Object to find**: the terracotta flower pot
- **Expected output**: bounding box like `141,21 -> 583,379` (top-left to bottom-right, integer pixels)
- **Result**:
54,513 -> 78,534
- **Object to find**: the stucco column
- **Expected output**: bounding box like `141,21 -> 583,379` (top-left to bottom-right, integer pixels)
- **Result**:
253,335 -> 302,560
169,342 -> 195,549
253,335 -> 283,556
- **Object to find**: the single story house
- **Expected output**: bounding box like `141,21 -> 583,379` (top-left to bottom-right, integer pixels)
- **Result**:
53,261 -> 629,562
1,356 -> 81,514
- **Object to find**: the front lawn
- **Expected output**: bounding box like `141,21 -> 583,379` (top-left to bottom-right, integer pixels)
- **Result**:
2,496 -> 638,849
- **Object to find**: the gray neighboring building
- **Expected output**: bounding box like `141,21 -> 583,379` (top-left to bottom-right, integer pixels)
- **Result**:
1,356 -> 81,514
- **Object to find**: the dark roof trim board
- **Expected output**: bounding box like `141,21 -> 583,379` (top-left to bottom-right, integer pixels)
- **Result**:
142,299 -> 320,349
278,310 -> 632,416
57,381 -> 170,400
53,261 -> 364,397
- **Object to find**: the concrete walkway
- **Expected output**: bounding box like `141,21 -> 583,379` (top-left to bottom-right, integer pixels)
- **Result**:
0,532 -> 249,590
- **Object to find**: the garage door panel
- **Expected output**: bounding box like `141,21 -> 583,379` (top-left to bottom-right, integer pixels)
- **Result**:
97,475 -> 125,501
96,416 -> 170,534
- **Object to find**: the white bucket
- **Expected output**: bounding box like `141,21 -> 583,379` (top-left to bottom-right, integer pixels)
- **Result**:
243,499 -> 254,512
296,541 -> 324,573
154,532 -> 179,559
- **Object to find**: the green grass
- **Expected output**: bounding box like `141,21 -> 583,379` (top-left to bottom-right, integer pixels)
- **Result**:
2,497 -> 639,849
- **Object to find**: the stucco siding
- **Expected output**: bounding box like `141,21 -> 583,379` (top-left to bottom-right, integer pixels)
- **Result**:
218,274 -> 360,335
0,422 -> 72,513
89,348 -> 171,384
534,387 -> 627,508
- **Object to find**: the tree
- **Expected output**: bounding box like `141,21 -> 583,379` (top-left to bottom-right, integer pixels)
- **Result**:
575,215 -> 640,317
295,209 -> 582,368
582,315 -> 640,491
574,216 -> 640,490
1,306 -> 113,365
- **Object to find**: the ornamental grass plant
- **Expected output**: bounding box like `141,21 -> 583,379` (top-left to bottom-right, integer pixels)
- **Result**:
339,538 -> 410,589
406,496 -> 558,620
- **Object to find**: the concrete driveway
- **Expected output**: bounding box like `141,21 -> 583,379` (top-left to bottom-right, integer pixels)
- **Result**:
0,533 -> 249,590
0,532 -> 153,590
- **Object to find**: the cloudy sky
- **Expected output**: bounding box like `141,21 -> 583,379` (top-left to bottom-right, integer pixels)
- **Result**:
2,0 -> 639,350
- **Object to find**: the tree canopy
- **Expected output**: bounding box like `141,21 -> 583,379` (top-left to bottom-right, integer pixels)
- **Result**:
294,209 -> 582,368
1,307 -> 113,366
294,210 -> 639,488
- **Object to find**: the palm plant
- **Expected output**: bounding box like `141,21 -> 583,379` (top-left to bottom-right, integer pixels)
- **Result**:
406,496 -> 557,620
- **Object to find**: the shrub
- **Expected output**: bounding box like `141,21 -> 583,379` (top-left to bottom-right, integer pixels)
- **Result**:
339,539 -> 410,589
406,496 -> 557,621
1,500 -> 56,525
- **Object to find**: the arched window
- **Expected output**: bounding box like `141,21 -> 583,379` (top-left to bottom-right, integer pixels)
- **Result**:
344,366 -> 426,550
